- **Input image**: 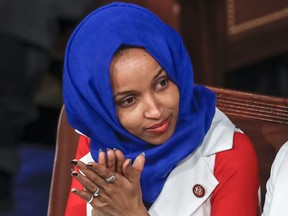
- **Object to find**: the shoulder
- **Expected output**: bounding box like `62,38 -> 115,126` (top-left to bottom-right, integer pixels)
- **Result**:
269,141 -> 288,183
211,132 -> 260,215
273,142 -> 288,168
214,132 -> 259,179
76,135 -> 91,159
218,132 -> 257,159
261,142 -> 288,216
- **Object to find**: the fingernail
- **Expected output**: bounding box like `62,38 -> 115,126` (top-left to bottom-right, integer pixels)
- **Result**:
71,188 -> 76,193
140,152 -> 145,157
71,171 -> 78,176
71,159 -> 78,166
113,148 -> 118,151
127,159 -> 132,166
107,148 -> 111,152
99,148 -> 103,153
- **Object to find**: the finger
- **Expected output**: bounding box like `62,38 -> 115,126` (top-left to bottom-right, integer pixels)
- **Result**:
71,160 -> 103,185
71,188 -> 93,203
77,160 -> 101,177
71,170 -> 98,193
98,149 -> 106,166
115,149 -> 125,174
71,188 -> 111,211
86,162 -> 115,185
122,159 -> 131,177
72,160 -> 112,188
122,153 -> 145,183
106,148 -> 116,171
132,152 -> 145,172
71,159 -> 93,173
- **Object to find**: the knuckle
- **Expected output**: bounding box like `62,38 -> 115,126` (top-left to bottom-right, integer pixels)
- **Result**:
86,184 -> 97,192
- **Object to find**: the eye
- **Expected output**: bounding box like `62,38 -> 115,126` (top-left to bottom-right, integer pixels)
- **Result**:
155,77 -> 169,91
117,96 -> 138,107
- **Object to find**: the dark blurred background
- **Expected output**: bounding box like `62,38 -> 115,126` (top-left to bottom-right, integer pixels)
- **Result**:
0,0 -> 287,215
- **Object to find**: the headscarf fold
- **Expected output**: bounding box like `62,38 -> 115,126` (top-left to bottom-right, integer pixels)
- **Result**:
63,2 -> 216,202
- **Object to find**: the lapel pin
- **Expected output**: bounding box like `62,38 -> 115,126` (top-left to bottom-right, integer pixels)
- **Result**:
193,184 -> 205,198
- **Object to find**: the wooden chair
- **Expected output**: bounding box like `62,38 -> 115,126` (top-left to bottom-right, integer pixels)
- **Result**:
47,87 -> 288,216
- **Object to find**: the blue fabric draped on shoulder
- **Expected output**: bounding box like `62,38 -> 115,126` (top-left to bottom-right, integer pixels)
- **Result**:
63,2 -> 216,202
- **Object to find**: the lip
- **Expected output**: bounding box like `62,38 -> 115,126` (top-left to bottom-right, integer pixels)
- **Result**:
146,117 -> 170,134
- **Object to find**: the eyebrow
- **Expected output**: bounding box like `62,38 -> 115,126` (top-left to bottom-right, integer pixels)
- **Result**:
113,66 -> 164,99
153,66 -> 164,80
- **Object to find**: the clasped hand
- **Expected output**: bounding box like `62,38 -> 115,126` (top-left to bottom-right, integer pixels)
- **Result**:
71,149 -> 148,216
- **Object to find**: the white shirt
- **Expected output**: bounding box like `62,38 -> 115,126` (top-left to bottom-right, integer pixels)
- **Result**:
262,141 -> 288,216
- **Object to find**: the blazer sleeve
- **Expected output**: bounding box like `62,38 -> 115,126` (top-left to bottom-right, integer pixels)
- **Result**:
65,135 -> 90,216
211,132 -> 260,216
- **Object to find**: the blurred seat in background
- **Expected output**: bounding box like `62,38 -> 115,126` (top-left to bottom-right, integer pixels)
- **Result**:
178,0 -> 288,97
0,0 -> 94,213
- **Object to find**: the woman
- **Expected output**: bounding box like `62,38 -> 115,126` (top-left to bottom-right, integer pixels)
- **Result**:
63,2 -> 260,216
262,141 -> 288,216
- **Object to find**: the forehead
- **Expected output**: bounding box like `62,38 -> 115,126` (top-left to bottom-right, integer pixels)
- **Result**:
112,48 -> 152,64
110,48 -> 159,74
110,48 -> 162,91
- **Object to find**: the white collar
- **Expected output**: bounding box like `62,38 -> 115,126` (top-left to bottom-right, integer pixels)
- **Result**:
201,108 -> 236,156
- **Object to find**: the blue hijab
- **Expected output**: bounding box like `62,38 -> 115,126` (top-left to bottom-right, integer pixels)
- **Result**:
63,2 -> 216,203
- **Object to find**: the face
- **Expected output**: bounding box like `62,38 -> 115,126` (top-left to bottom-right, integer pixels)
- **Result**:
110,48 -> 180,145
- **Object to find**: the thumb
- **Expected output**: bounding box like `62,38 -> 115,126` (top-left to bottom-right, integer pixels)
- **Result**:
122,152 -> 145,182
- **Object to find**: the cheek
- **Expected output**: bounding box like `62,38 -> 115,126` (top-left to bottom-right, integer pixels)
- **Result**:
163,86 -> 180,111
117,108 -> 142,132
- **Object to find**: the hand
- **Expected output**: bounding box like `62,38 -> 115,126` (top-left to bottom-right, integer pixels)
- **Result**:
71,152 -> 148,216
98,149 -> 126,175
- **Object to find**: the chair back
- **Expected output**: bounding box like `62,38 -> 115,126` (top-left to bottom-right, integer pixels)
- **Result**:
208,86 -> 288,206
47,107 -> 79,216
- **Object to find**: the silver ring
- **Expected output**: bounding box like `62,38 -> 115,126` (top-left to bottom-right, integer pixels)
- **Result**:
93,187 -> 100,197
87,194 -> 93,204
105,174 -> 116,183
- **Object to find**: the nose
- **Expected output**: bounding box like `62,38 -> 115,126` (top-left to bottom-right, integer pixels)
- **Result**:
143,96 -> 162,119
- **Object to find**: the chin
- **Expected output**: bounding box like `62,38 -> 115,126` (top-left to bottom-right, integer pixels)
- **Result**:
146,133 -> 173,145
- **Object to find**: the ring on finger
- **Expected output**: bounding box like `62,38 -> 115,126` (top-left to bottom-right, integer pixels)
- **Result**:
87,193 -> 94,204
105,174 -> 116,183
93,187 -> 100,197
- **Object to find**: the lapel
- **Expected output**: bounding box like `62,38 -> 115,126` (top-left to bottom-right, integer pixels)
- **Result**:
148,149 -> 218,216
148,109 -> 236,216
